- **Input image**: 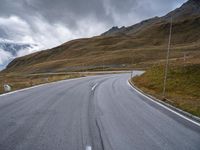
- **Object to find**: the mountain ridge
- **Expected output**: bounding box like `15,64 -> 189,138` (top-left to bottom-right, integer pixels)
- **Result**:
102,0 -> 200,37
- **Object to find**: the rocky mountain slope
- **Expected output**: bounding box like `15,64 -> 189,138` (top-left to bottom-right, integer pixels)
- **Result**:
101,0 -> 200,36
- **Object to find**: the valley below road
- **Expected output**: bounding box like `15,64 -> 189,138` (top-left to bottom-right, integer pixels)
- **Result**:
0,72 -> 200,150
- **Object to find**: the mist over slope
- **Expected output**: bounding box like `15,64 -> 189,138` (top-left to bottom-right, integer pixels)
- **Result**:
3,0 -> 200,73
0,39 -> 38,70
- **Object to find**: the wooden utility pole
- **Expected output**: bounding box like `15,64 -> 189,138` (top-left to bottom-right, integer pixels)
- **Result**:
163,17 -> 173,98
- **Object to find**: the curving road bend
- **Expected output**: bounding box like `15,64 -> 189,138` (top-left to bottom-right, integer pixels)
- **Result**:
0,72 -> 200,150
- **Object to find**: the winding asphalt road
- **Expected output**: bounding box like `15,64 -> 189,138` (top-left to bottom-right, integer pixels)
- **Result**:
0,72 -> 200,150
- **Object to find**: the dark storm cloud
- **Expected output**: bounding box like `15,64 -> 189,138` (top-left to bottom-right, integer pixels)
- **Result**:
0,0 -> 112,30
0,0 -> 188,48
0,0 -> 187,28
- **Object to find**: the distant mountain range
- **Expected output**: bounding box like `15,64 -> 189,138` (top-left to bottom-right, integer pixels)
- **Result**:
2,0 -> 200,73
0,39 -> 37,70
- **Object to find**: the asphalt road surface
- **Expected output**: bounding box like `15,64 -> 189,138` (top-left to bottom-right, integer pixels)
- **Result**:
0,72 -> 200,150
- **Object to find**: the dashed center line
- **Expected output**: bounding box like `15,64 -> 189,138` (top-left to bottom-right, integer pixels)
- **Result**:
91,83 -> 98,91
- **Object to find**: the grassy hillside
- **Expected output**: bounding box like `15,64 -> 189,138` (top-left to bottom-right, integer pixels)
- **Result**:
3,16 -> 200,74
132,59 -> 200,117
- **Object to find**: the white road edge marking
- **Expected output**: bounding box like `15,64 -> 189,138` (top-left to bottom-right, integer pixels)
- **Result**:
0,76 -> 87,97
86,146 -> 92,150
127,80 -> 200,127
92,83 -> 98,91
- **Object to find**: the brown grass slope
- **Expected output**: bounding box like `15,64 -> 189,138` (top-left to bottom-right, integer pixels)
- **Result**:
3,0 -> 200,73
132,63 -> 200,117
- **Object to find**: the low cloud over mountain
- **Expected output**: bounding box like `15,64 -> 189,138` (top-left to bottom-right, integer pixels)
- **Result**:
0,39 -> 38,70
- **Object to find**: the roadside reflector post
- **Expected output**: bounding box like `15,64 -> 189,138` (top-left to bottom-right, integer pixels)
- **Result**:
131,55 -> 134,78
131,70 -> 133,78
